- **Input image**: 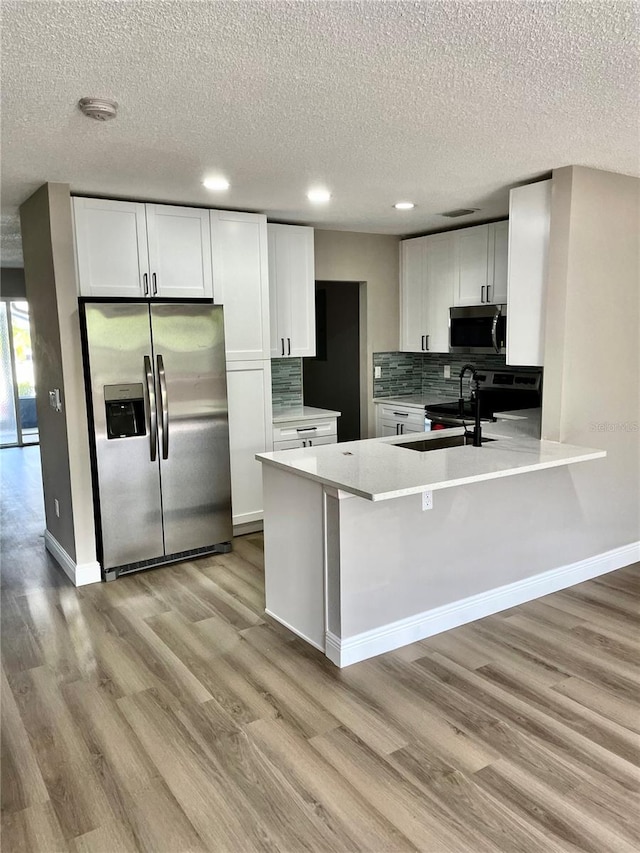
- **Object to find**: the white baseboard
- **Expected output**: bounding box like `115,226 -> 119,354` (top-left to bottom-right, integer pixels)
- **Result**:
325,541 -> 640,668
233,519 -> 264,537
233,510 -> 263,527
265,608 -> 325,652
44,530 -> 102,587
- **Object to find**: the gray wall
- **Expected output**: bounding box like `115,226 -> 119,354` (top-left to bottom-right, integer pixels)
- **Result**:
314,230 -> 400,437
20,183 -> 96,567
0,267 -> 27,298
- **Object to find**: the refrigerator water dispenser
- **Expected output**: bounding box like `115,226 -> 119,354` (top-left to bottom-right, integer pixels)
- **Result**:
104,383 -> 146,439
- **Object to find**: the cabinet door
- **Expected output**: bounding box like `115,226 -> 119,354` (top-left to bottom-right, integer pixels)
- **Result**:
211,211 -> 269,360
506,181 -> 551,366
268,224 -> 315,357
73,197 -> 148,297
146,204 -> 213,299
399,237 -> 427,352
424,232 -> 455,352
307,435 -> 337,447
226,360 -> 273,526
379,421 -> 400,437
454,225 -> 489,306
489,221 -> 509,304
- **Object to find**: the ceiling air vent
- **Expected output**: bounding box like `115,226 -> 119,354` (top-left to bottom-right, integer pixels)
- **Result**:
78,97 -> 118,121
439,208 -> 479,218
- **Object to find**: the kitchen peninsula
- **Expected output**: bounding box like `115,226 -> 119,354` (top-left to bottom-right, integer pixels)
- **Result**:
257,431 -> 606,666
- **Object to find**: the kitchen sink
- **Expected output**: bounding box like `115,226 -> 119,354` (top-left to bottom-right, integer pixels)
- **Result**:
394,434 -> 497,452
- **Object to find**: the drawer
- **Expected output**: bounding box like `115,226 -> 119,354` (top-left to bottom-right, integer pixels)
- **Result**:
273,417 -> 337,443
376,404 -> 425,429
274,434 -> 337,451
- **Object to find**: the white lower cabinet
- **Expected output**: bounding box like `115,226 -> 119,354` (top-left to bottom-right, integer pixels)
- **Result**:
226,360 -> 273,527
273,435 -> 336,451
375,402 -> 427,437
272,416 -> 338,450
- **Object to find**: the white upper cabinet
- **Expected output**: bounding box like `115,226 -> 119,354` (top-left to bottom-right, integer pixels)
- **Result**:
425,232 -> 456,352
400,236 -> 427,352
74,197 -> 213,300
506,180 -> 552,367
400,233 -> 454,353
268,223 -> 315,358
490,220 -> 509,304
453,222 -> 508,306
145,204 -> 212,299
211,211 -> 270,361
73,198 -> 149,298
455,224 -> 490,306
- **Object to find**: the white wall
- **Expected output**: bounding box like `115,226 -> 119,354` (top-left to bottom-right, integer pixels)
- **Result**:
313,230 -> 400,437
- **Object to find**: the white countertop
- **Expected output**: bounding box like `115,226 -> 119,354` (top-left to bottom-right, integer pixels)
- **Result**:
272,405 -> 341,423
373,393 -> 455,408
257,429 -> 605,501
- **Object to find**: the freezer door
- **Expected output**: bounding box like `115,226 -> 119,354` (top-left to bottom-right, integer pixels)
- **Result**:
150,303 -> 232,554
83,303 -> 164,569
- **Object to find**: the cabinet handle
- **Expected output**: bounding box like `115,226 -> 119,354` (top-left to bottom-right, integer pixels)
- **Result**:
400,423 -> 404,435
297,426 -> 317,433
392,412 -> 409,417
421,335 -> 425,350
425,335 -> 429,351
287,337 -> 291,356
281,338 -> 285,356
309,439 -> 313,447
152,273 -> 158,296
143,273 -> 149,296
396,424 -> 400,435
487,284 -> 492,302
481,285 -> 486,303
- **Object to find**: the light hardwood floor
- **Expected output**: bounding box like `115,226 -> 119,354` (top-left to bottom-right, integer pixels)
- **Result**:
1,447 -> 639,852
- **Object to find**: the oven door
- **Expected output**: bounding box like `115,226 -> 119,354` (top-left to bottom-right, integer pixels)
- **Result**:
427,416 -> 465,431
450,305 -> 506,354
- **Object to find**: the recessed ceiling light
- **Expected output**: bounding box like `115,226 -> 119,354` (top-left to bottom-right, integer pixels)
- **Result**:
203,177 -> 230,191
394,202 -> 415,210
307,188 -> 331,203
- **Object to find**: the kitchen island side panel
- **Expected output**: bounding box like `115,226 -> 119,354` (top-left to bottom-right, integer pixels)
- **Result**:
262,465 -> 325,649
335,463 -> 607,639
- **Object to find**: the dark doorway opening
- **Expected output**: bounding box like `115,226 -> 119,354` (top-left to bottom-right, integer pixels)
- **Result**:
303,281 -> 361,442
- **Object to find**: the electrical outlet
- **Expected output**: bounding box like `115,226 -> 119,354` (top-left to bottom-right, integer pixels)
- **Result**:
54,498 -> 60,518
444,365 -> 451,379
421,490 -> 433,511
374,365 -> 382,379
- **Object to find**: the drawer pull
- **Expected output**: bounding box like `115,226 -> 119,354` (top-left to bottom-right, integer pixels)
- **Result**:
392,412 -> 409,417
296,427 -> 318,433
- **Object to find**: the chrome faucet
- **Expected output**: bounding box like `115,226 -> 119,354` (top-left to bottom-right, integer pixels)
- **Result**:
458,363 -> 483,447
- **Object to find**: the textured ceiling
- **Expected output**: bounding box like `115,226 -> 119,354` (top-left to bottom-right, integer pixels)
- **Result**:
2,0 -> 639,266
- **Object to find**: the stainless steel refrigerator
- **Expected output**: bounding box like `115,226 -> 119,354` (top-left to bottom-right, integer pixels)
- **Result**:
80,300 -> 232,580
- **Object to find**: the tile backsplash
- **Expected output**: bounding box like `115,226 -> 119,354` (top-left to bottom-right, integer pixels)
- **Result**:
271,358 -> 303,408
373,352 -> 540,399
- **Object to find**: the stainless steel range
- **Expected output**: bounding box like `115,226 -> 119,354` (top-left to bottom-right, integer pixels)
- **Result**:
425,369 -> 542,429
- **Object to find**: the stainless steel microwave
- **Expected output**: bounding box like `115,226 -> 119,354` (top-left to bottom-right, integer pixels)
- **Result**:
449,305 -> 506,354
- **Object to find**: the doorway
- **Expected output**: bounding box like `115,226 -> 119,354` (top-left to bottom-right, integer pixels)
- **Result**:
0,299 -> 39,447
303,281 -> 361,442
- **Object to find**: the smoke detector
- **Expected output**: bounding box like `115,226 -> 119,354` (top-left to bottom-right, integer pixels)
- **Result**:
78,97 -> 118,121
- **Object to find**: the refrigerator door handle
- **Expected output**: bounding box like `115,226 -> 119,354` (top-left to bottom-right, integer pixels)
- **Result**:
157,354 -> 169,459
144,355 -> 157,462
